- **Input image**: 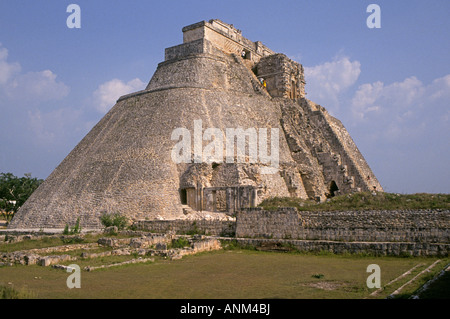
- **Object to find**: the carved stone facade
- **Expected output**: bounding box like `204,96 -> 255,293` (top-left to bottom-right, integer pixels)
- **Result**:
179,20 -> 274,64
165,20 -> 305,101
255,54 -> 306,99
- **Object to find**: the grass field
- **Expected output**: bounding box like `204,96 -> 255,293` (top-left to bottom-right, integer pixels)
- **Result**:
1,248 -> 448,299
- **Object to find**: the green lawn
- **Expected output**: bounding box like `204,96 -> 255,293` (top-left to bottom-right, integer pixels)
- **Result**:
1,249 -> 447,299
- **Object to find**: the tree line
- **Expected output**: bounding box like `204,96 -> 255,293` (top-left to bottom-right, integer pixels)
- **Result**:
0,172 -> 43,222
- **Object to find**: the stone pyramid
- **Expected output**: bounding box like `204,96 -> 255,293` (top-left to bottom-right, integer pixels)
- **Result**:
9,20 -> 382,230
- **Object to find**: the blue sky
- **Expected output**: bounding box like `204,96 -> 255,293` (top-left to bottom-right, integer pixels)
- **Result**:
0,0 -> 449,193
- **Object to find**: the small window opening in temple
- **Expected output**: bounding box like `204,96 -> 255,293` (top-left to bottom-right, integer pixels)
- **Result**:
241,49 -> 250,60
329,181 -> 339,198
212,162 -> 220,169
180,189 -> 187,205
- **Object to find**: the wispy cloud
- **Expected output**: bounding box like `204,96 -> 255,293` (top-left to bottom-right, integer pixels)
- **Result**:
302,54 -> 450,192
350,74 -> 450,142
0,44 -> 69,103
5,70 -> 70,102
304,56 -> 361,113
92,78 -> 145,113
0,44 -> 21,84
351,76 -> 424,120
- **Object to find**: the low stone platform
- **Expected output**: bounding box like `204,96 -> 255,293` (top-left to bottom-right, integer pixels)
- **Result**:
219,237 -> 449,257
0,233 -> 222,268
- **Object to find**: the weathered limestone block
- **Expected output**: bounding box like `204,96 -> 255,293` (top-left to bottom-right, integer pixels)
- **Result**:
39,255 -> 73,267
97,237 -> 131,248
24,254 -> 39,265
192,238 -> 221,252
155,242 -> 167,250
111,248 -> 131,256
81,250 -> 112,259
129,235 -> 171,249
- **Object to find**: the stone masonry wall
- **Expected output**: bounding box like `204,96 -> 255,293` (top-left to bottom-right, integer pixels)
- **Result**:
305,99 -> 383,192
256,54 -> 305,99
221,238 -> 448,257
134,219 -> 236,237
235,208 -> 450,243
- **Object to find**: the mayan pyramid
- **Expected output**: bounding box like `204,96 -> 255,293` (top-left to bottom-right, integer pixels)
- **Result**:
9,20 -> 382,230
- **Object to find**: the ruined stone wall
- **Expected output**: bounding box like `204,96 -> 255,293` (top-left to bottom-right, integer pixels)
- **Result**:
278,98 -> 383,198
181,20 -> 274,64
304,99 -> 383,192
165,39 -> 219,61
133,208 -> 449,256
256,54 -> 305,99
235,208 -> 450,243
221,238 -> 448,257
134,219 -> 236,237
278,99 -> 329,199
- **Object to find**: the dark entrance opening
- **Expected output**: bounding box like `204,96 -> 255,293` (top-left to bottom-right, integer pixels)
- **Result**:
329,181 -> 339,198
180,189 -> 187,205
291,80 -> 297,99
241,49 -> 250,60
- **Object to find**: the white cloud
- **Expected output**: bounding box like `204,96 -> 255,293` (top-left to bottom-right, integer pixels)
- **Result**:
0,44 -> 21,85
5,70 -> 70,102
350,74 -> 450,142
426,74 -> 450,102
304,56 -> 361,111
351,75 -> 449,120
93,78 -> 146,113
350,81 -> 384,119
0,44 -> 77,152
0,44 -> 69,103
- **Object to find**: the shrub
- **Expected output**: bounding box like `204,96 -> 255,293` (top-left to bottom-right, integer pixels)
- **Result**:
170,237 -> 191,249
63,217 -> 82,235
100,212 -> 128,230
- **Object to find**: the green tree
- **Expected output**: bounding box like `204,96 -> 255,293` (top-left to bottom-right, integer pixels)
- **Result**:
0,172 -> 43,222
